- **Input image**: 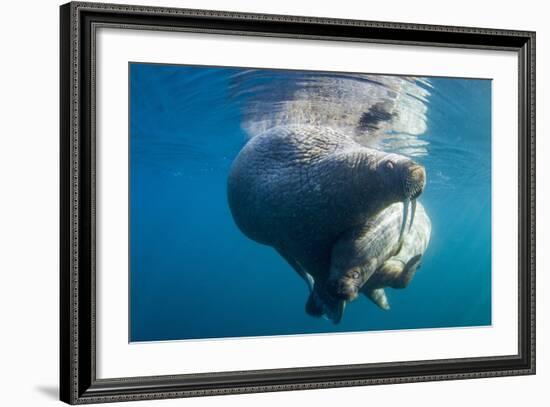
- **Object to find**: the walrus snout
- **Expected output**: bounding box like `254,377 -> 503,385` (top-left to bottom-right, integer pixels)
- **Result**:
327,278 -> 360,301
397,163 -> 426,243
403,163 -> 426,200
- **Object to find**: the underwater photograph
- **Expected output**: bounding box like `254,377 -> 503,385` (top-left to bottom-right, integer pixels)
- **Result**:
129,63 -> 492,342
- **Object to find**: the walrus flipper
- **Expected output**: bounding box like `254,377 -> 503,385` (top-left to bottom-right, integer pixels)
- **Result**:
305,290 -> 325,317
394,254 -> 422,289
276,249 -> 314,292
364,288 -> 390,310
304,272 -> 315,293
375,254 -> 422,289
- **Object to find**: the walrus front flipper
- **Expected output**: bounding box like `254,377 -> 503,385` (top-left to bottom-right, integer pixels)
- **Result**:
364,288 -> 390,310
276,249 -> 314,292
377,254 -> 422,289
394,254 -> 422,289
303,271 -> 315,293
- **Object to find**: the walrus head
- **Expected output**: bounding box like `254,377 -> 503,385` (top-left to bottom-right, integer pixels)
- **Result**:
326,258 -> 378,303
325,154 -> 426,307
374,153 -> 426,242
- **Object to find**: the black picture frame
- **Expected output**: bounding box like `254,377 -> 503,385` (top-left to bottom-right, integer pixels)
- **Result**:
60,1 -> 536,404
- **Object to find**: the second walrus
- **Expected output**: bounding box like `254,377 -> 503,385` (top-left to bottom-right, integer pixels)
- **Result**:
314,201 -> 431,320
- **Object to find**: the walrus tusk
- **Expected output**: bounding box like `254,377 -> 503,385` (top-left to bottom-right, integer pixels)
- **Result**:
398,198 -> 410,244
333,300 -> 346,324
409,199 -> 417,232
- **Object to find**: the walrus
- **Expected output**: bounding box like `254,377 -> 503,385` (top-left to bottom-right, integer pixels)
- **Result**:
321,201 -> 431,318
227,124 -> 426,320
362,208 -> 431,311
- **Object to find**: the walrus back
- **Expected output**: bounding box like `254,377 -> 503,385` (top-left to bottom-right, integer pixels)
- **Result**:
227,125 -> 355,246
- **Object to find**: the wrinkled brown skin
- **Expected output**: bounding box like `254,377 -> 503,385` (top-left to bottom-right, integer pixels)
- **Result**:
333,202 -> 431,311
227,125 -> 424,317
328,201 -> 430,297
367,203 -> 430,292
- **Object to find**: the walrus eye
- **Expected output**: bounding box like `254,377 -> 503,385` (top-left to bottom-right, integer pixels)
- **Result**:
351,270 -> 360,279
385,161 -> 394,171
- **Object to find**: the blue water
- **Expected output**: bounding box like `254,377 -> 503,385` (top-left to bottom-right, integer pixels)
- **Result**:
129,63 -> 491,342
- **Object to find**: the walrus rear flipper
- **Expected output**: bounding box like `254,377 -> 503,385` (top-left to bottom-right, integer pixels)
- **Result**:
364,288 -> 390,310
305,290 -> 325,317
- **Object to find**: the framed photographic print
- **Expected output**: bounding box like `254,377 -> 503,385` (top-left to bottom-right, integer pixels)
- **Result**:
60,1 -> 536,404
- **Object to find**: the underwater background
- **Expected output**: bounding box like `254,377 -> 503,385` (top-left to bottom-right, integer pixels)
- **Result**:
129,63 -> 492,342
